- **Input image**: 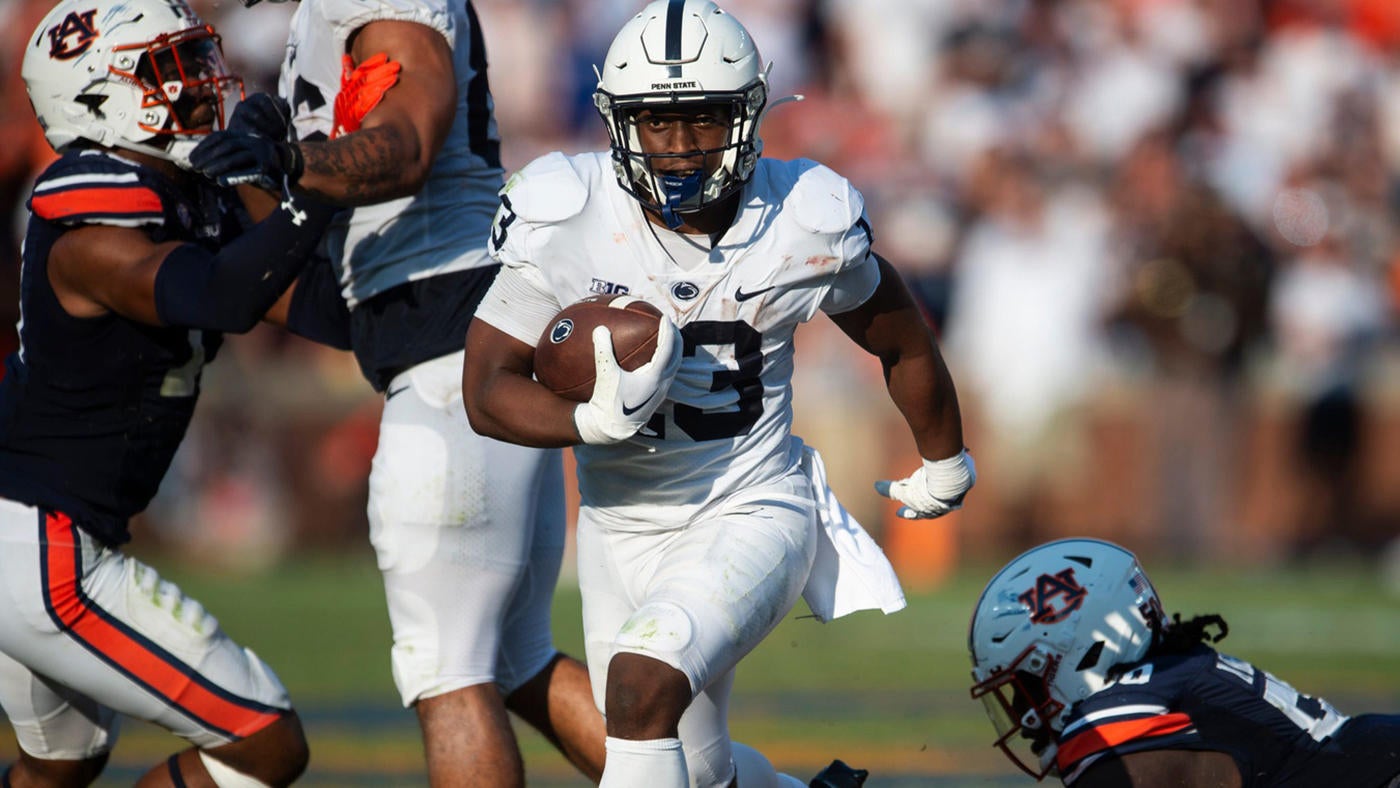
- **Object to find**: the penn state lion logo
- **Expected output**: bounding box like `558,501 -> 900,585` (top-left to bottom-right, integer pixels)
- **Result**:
48,10 -> 99,60
1018,569 -> 1087,625
549,318 -> 574,344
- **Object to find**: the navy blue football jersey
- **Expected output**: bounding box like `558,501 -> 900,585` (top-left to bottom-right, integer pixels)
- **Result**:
0,149 -> 237,546
1056,643 -> 1400,787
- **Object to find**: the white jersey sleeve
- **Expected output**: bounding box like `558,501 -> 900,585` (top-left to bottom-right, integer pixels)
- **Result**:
317,0 -> 453,50
473,152 -> 592,344
472,264 -> 559,348
818,231 -> 878,316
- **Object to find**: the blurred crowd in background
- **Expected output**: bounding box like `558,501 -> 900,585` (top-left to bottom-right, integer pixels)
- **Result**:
1,0 -> 1398,580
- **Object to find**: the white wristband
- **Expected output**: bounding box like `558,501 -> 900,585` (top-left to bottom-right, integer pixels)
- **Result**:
574,402 -> 622,445
922,449 -> 976,501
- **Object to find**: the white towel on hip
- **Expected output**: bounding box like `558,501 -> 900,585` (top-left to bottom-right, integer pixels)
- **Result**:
798,440 -> 907,623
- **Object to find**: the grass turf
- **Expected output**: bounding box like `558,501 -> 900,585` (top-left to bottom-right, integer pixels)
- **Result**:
1,549 -> 1396,786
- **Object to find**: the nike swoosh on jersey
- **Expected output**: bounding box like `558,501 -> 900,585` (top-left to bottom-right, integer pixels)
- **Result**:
386,385 -> 410,400
734,285 -> 775,302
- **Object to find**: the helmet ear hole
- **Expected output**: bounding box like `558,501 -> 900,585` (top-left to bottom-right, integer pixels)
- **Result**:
75,94 -> 108,117
1074,640 -> 1106,672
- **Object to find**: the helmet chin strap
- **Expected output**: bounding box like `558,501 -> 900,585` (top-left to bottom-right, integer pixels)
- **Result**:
110,136 -> 187,167
657,171 -> 704,230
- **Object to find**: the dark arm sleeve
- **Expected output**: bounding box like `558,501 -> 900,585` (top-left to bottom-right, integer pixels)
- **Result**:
154,193 -> 338,333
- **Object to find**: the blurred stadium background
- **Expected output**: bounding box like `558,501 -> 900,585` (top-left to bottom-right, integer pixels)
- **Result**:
1,0 -> 1398,783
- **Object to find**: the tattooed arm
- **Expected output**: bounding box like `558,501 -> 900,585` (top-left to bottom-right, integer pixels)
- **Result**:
294,20 -> 455,206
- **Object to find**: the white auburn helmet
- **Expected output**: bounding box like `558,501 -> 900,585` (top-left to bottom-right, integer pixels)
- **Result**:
967,538 -> 1166,780
594,0 -> 767,227
22,0 -> 243,165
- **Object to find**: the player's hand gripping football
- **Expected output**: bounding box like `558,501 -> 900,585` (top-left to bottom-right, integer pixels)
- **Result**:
189,92 -> 302,192
876,449 -> 977,519
572,317 -> 682,445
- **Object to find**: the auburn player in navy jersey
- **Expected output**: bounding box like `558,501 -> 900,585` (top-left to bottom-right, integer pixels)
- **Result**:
188,0 -> 609,784
969,539 -> 1400,787
0,0 -> 345,785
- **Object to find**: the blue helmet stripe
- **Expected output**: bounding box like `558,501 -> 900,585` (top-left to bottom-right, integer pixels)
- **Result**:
665,0 -> 685,61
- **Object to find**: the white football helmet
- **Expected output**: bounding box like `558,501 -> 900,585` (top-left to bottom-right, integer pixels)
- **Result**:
593,0 -> 767,227
967,538 -> 1166,780
22,0 -> 243,165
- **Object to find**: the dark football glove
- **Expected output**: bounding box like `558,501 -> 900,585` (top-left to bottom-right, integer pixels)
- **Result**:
189,131 -> 304,192
227,92 -> 292,140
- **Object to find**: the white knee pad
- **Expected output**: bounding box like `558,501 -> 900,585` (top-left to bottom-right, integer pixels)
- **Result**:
613,601 -> 697,684
199,751 -> 272,788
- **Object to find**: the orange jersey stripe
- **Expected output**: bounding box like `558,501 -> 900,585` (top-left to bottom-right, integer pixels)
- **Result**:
42,513 -> 280,738
1057,712 -> 1195,770
32,186 -> 163,222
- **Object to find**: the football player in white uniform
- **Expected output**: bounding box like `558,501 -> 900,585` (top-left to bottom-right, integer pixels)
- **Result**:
190,0 -> 607,785
462,2 -> 975,786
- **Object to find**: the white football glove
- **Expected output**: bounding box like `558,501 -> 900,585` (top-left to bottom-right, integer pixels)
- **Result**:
875,449 -> 976,519
573,318 -> 682,445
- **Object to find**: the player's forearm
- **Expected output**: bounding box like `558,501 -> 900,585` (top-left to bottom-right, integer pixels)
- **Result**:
886,346 -> 965,461
463,369 -> 583,448
294,125 -> 430,206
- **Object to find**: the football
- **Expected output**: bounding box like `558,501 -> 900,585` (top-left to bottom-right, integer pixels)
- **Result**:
534,294 -> 664,402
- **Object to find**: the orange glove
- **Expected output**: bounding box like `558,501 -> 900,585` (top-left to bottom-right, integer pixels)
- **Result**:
331,53 -> 402,139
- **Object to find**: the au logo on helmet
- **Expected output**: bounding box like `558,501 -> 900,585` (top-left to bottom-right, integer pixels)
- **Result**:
47,10 -> 98,60
1018,569 -> 1088,625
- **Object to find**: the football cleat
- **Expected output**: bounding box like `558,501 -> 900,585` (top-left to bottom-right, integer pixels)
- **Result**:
809,759 -> 869,788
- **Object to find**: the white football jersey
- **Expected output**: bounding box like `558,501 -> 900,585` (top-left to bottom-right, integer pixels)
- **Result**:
476,152 -> 876,528
279,0 -> 504,307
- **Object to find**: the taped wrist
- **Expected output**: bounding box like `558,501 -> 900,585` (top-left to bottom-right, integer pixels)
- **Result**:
155,194 -> 337,333
573,402 -> 625,445
921,449 -> 976,503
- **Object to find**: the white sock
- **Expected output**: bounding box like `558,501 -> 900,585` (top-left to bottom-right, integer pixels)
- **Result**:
600,736 -> 688,788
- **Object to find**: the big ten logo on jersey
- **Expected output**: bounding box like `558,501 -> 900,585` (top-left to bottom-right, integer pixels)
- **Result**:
48,10 -> 98,60
590,278 -> 629,296
1019,569 -> 1087,625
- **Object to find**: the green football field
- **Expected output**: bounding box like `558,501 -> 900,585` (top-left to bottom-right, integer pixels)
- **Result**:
2,550 -> 1397,787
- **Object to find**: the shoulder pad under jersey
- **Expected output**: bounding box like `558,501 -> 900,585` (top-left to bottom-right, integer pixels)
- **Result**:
28,150 -> 166,228
787,160 -> 865,235
317,0 -> 453,44
501,152 -> 589,224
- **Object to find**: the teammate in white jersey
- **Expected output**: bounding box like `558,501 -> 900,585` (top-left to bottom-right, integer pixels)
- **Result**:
462,2 -> 975,786
191,0 -> 607,784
